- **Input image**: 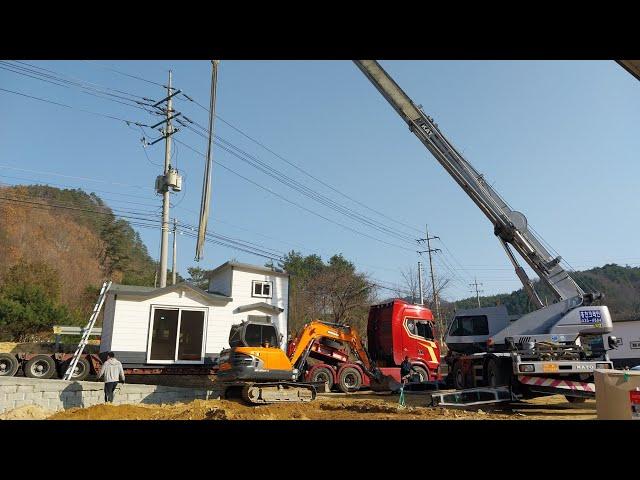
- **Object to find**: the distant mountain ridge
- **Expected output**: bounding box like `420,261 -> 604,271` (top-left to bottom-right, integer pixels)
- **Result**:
450,264 -> 640,321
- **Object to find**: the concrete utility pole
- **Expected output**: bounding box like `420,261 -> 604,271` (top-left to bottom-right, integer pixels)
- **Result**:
417,261 -> 424,305
418,225 -> 442,328
159,71 -> 174,288
172,218 -> 177,285
470,277 -> 484,308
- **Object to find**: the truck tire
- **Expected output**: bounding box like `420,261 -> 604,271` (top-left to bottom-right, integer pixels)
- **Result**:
310,366 -> 334,391
24,355 -> 57,379
451,361 -> 466,390
338,367 -> 362,393
0,353 -> 19,377
486,358 -> 509,387
412,365 -> 429,383
60,357 -> 90,381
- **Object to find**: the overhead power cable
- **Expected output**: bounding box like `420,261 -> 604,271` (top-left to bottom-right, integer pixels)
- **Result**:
179,92 -> 425,236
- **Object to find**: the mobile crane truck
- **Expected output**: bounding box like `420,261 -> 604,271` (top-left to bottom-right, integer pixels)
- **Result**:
354,60 -> 617,402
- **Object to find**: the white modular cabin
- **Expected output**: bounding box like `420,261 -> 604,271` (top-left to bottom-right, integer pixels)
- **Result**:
100,261 -> 289,367
609,320 -> 640,369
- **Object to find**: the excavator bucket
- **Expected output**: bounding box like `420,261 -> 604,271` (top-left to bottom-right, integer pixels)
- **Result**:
369,371 -> 402,392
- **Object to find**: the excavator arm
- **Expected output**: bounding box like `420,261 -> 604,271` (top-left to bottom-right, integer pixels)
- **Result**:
288,320 -> 378,378
354,60 -> 593,307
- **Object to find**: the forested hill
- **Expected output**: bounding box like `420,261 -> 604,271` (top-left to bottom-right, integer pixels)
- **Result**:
0,185 -> 157,340
450,264 -> 640,321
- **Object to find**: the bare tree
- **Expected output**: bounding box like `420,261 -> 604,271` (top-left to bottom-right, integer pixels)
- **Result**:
396,266 -> 419,302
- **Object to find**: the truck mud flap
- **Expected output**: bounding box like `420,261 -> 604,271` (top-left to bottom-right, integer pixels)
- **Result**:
518,376 -> 595,399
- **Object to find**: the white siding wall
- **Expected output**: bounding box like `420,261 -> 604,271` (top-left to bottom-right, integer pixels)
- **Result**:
228,269 -> 289,349
106,289 -> 230,364
102,267 -> 290,365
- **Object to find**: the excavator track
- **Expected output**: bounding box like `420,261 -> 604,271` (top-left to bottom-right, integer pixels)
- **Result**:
240,382 -> 317,404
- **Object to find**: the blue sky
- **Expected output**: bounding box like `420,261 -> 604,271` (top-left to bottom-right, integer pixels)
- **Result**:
1,60 -> 639,301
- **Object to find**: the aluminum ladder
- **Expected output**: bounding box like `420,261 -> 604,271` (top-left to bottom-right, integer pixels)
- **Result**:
62,280 -> 111,381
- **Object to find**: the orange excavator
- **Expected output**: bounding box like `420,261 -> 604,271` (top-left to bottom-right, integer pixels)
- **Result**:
217,319 -> 394,404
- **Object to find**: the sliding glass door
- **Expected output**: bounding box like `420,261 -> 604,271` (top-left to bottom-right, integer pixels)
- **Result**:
148,307 -> 206,363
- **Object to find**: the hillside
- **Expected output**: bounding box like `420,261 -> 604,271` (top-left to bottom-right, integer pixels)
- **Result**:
0,185 -> 157,340
449,264 -> 640,321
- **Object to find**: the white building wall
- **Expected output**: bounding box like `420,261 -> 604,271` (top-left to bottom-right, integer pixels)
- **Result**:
228,268 -> 289,349
100,266 -> 290,365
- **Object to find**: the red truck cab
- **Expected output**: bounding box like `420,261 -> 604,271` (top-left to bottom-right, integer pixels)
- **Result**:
367,299 -> 440,382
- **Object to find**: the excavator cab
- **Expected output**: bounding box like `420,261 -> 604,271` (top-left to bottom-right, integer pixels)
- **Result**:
218,320 -> 296,382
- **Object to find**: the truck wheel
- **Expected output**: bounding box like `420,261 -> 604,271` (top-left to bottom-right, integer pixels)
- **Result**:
310,366 -> 334,391
0,353 -> 19,377
486,358 -> 509,387
338,367 -> 362,393
24,355 -> 57,379
60,358 -> 90,381
565,395 -> 587,404
412,365 -> 429,383
451,362 -> 466,390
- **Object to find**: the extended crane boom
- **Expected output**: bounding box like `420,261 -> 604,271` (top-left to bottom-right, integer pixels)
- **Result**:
354,60 -> 596,308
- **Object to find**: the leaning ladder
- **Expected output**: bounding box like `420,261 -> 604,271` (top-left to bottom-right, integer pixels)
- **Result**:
62,280 -> 112,381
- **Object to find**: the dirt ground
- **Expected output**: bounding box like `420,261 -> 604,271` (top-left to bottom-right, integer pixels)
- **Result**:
46,392 -> 597,421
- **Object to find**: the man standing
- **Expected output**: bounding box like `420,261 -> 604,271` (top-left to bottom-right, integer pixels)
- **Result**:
400,356 -> 416,384
97,352 -> 125,403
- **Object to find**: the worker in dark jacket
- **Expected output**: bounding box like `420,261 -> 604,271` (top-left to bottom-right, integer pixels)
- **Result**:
400,356 -> 417,383
97,352 -> 125,403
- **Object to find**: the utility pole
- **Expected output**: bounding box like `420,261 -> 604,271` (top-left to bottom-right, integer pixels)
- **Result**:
418,225 -> 442,324
417,261 -> 424,305
172,218 -> 177,285
470,277 -> 484,308
158,71 -> 174,288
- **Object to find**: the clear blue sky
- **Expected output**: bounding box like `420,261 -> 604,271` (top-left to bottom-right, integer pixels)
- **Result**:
1,60 -> 639,301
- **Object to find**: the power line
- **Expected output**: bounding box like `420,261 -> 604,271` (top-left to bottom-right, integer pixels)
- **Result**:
173,138 -> 416,252
179,93 -> 426,236
178,119 -> 419,246
82,60 -> 167,88
0,87 -> 150,127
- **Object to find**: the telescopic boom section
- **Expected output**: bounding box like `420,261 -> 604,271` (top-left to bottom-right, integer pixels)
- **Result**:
354,60 -> 589,305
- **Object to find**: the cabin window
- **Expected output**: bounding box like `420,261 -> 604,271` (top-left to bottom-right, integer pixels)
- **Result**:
148,307 -> 206,363
449,315 -> 489,336
406,318 -> 435,340
244,323 -> 279,347
416,321 -> 434,340
252,280 -> 272,298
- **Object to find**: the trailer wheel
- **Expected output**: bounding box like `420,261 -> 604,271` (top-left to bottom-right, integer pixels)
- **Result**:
451,361 -> 466,390
486,358 -> 509,387
60,357 -> 90,381
310,366 -> 334,391
338,367 -> 362,393
24,355 -> 57,379
0,353 -> 19,377
412,365 -> 429,383
565,395 -> 587,404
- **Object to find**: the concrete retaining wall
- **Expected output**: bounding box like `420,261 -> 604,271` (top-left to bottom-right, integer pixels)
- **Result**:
0,377 -> 223,414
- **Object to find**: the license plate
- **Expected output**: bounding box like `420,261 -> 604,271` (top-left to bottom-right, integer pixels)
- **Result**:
543,364 -> 559,372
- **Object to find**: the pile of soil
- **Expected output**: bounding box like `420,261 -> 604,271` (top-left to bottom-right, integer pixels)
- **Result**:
49,398 -> 515,421
0,405 -> 52,420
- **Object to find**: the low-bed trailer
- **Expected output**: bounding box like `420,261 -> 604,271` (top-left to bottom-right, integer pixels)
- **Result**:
0,351 -> 220,381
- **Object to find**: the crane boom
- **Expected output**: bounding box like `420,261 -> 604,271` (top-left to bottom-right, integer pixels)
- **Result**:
354,60 -> 592,306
